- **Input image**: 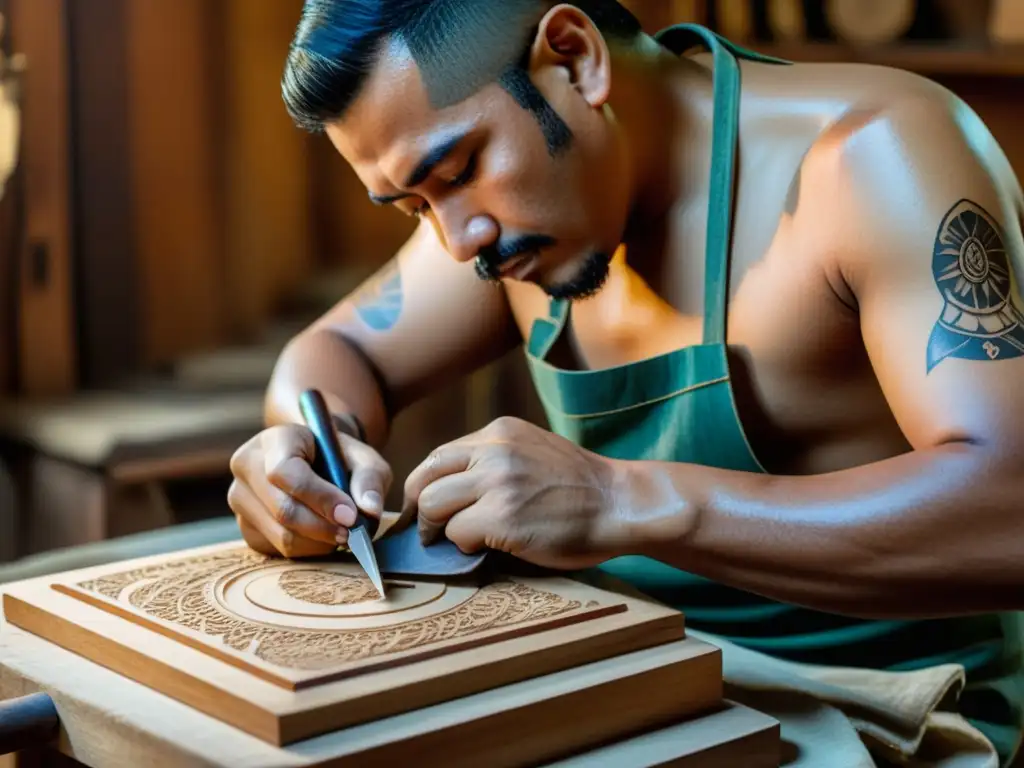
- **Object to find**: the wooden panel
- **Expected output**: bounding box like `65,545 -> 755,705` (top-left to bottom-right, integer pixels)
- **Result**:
125,0 -> 226,366
621,0 -> 706,30
0,0 -> 18,394
0,146 -> 16,396
221,0 -> 313,340
311,141 -> 416,271
549,701 -> 781,767
753,42 -> 1024,77
8,0 -> 75,396
991,0 -> 1024,43
1,541 -> 710,754
65,0 -> 139,388
0,614 -> 761,768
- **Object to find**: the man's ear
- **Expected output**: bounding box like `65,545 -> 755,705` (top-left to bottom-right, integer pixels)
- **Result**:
527,4 -> 612,108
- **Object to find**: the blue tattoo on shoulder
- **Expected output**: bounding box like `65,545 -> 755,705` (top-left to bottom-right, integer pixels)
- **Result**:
927,199 -> 1024,373
354,262 -> 403,332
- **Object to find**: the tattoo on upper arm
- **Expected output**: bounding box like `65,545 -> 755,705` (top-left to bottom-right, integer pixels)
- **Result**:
353,261 -> 403,332
927,199 -> 1024,373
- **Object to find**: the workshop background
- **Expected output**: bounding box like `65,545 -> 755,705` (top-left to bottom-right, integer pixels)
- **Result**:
0,0 -> 1020,565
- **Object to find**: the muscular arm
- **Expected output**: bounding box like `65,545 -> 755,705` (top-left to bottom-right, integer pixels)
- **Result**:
265,221 -> 520,446
623,97 -> 1024,618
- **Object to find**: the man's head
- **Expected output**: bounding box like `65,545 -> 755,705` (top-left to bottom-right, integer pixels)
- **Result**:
283,1 -> 647,300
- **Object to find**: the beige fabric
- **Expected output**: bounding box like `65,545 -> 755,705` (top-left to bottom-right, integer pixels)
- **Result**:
689,629 -> 1000,768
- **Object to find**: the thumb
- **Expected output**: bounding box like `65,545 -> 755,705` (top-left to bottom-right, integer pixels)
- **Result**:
341,435 -> 392,517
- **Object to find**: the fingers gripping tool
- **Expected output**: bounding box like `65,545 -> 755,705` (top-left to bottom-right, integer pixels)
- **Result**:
299,389 -> 385,598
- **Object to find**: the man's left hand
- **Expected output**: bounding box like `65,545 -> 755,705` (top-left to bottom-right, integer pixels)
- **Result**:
403,417 -> 630,570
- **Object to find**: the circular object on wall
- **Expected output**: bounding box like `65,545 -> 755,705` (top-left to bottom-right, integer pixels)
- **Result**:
768,0 -> 807,41
826,0 -> 916,44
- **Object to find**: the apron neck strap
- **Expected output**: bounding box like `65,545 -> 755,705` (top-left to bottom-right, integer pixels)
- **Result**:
655,23 -> 742,346
546,25 -> 789,342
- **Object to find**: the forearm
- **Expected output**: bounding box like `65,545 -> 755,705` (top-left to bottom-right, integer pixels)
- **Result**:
264,328 -> 391,448
620,444 -> 1023,618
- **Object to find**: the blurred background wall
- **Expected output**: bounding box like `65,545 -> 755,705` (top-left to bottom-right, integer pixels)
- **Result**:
0,0 -> 1020,563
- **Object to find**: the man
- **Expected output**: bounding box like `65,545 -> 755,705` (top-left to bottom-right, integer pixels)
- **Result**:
228,1 -> 1024,764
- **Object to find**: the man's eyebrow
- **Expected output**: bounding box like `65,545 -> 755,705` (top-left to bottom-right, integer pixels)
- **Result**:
403,131 -> 469,188
367,130 -> 471,206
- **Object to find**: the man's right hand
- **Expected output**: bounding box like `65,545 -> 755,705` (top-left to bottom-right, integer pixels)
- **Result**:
228,424 -> 392,559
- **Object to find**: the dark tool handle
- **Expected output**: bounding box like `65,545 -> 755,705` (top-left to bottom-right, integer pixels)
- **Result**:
0,693 -> 59,755
299,389 -> 378,537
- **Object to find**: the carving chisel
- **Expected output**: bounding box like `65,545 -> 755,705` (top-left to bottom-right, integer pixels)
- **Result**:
299,389 -> 385,598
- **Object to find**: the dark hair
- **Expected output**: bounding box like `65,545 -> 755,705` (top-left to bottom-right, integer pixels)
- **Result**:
281,0 -> 643,141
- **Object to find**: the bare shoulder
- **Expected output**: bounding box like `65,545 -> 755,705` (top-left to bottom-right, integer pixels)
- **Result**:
787,76 -> 1023,297
765,73 -> 1024,451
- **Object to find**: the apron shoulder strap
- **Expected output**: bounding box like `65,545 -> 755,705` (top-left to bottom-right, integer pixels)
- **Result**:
545,25 -> 790,340
654,23 -> 793,65
653,24 -> 789,345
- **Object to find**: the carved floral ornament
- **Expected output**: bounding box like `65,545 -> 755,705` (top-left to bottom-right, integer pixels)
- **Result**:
76,548 -> 586,672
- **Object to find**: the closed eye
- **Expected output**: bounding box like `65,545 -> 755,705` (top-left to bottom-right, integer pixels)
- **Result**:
448,152 -> 477,188
413,153 -> 478,218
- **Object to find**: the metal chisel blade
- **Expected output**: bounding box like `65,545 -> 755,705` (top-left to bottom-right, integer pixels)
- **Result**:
347,524 -> 385,598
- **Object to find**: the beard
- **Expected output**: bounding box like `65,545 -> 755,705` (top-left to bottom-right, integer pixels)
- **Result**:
475,237 -> 611,301
543,251 -> 611,301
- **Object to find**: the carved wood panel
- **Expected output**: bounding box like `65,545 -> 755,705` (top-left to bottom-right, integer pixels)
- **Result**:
2,541 -> 690,745
55,546 -> 620,689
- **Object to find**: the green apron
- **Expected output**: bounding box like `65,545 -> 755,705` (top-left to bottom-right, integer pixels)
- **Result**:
524,23 -> 1023,767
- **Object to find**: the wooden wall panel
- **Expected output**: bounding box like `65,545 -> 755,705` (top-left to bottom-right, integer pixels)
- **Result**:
622,0 -> 705,30
221,0 -> 313,340
8,0 -> 76,396
0,0 -> 15,394
0,168 -> 15,395
66,0 -> 139,388
311,142 -> 416,272
125,0 -> 226,367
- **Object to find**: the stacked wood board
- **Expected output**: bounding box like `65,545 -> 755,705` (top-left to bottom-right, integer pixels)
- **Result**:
1,541 -> 781,766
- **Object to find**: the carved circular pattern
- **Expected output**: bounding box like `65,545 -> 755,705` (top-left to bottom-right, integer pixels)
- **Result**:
239,567 -> 445,621
76,549 -> 587,672
278,570 -> 380,606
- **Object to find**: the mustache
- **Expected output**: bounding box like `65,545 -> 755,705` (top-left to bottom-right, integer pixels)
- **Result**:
475,234 -> 556,281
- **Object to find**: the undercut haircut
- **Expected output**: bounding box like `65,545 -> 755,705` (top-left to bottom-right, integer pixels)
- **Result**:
282,0 -> 643,153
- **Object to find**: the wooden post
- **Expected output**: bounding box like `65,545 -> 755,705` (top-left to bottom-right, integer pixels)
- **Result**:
64,0 -> 139,389
220,0 -> 313,341
125,0 -> 227,367
7,0 -> 76,396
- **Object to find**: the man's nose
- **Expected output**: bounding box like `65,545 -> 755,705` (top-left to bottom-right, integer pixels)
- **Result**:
445,213 -> 499,264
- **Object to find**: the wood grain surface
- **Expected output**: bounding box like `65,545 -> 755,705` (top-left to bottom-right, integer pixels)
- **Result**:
2,542 -> 702,747
0,621 -> 738,767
